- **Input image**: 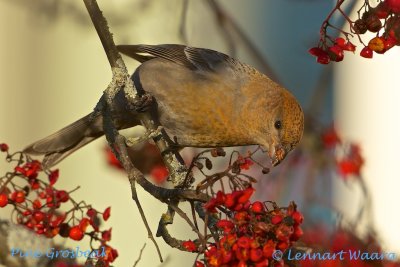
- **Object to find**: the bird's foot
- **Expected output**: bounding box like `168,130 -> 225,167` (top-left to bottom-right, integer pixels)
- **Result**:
125,126 -> 164,147
133,93 -> 154,112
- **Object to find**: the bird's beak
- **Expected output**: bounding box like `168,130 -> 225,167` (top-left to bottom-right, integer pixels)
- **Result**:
268,143 -> 288,167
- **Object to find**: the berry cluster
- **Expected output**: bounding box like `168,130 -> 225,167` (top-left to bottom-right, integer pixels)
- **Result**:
310,0 -> 400,64
0,143 -> 118,266
357,0 -> 400,58
336,144 -> 364,178
309,38 -> 356,64
321,127 -> 364,178
194,188 -> 303,267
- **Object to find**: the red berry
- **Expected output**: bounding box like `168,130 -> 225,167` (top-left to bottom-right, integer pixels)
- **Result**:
237,236 -> 251,249
239,158 -> 253,170
277,241 -> 289,251
103,245 -> 119,263
317,53 -> 330,64
182,240 -> 197,252
291,225 -> 304,241
309,47 -> 324,57
368,36 -> 386,53
374,2 -> 390,19
36,229 -> 45,235
251,201 -> 264,214
23,210 -> 32,216
329,45 -> 344,62
353,19 -> 368,34
309,47 -> 330,64
387,17 -> 400,43
25,221 -> 34,229
103,206 -> 111,221
204,198 -> 218,212
55,262 -> 68,267
291,211 -> 304,225
250,248 -> 263,262
236,247 -> 250,262
50,217 -> 63,228
224,193 -> 235,208
150,165 -> 169,184
335,38 -> 356,52
271,214 -> 283,225
338,159 -> 359,176
13,191 -> 26,203
56,190 -> 69,202
87,208 -> 97,218
0,194 -> 8,207
29,179 -> 40,190
321,126 -> 341,148
255,259 -> 269,267
69,225 -> 84,241
0,143 -> 9,152
366,14 -> 382,32
360,47 -> 373,58
216,219 -> 234,232
39,191 -> 46,199
335,37 -> 346,47
214,191 -> 225,203
105,146 -> 123,169
387,0 -> 400,13
31,199 -> 41,209
46,196 -> 54,206
48,169 -> 59,185
35,223 -> 44,230
79,218 -> 90,231
102,228 -> 112,241
195,261 -> 205,267
221,249 -> 233,264
262,242 -> 275,259
384,36 -> 397,50
237,187 -> 255,204
59,223 -> 71,238
344,41 -> 356,52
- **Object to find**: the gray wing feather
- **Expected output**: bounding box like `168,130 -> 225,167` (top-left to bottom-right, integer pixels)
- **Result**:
117,44 -> 238,72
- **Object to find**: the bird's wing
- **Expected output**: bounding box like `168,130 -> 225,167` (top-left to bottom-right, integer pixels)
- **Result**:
117,44 -> 240,72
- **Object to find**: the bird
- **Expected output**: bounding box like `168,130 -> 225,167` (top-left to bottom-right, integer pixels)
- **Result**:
23,44 -> 304,168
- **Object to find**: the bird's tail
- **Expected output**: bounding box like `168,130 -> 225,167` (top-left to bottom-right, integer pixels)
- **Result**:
23,112 -> 105,169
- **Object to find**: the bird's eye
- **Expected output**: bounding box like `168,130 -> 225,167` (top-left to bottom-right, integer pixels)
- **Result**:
274,120 -> 282,130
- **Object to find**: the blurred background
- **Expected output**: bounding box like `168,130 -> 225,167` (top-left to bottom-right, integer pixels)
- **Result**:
1,0 -> 399,266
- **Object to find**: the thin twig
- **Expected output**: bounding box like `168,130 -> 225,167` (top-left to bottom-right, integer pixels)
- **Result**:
168,202 -> 205,241
133,243 -> 147,267
114,133 -> 163,262
179,0 -> 189,44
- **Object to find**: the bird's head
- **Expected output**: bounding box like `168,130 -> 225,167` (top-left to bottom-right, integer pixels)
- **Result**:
265,89 -> 304,166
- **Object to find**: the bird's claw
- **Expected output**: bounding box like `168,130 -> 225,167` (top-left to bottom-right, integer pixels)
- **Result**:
134,93 -> 154,112
126,126 -> 163,147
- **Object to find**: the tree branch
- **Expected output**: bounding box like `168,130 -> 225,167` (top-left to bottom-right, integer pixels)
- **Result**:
83,0 -> 121,69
